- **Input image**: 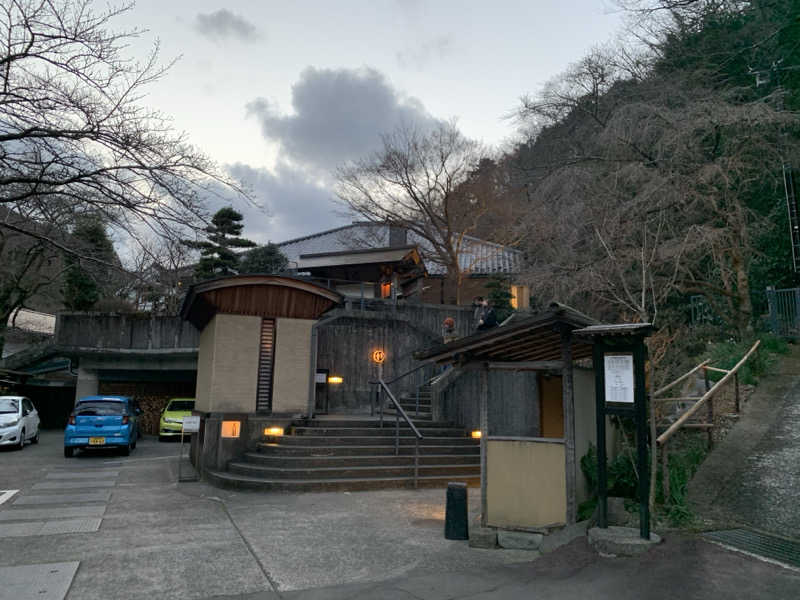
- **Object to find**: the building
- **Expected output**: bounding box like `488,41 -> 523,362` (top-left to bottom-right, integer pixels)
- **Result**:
279,222 -> 530,307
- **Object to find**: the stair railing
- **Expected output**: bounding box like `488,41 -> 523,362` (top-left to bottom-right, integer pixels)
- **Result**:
376,378 -> 423,489
370,361 -> 436,418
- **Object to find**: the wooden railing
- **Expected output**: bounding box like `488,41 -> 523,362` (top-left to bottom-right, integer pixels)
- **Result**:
653,340 -> 761,501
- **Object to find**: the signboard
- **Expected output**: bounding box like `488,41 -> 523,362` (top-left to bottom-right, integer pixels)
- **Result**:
604,354 -> 634,404
315,372 -> 328,383
371,349 -> 386,364
182,416 -> 200,433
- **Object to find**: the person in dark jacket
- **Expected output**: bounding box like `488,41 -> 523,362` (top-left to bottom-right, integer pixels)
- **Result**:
477,298 -> 497,331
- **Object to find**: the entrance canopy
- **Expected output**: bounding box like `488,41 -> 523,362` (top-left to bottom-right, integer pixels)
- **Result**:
180,275 -> 342,330
414,303 -> 597,367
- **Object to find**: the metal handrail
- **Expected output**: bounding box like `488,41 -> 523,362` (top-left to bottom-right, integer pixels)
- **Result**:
368,362 -> 430,386
377,378 -> 423,488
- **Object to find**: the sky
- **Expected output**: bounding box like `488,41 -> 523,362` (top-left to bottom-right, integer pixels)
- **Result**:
118,1 -> 625,244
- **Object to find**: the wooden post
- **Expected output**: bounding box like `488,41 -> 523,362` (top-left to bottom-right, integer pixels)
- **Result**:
661,441 -> 670,503
479,365 -> 489,528
634,341 -> 650,540
593,341 -> 608,528
561,327 -> 577,525
704,368 -> 713,450
734,372 -> 740,414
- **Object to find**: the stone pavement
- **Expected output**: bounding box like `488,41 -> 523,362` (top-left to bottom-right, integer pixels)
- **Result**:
689,347 -> 800,535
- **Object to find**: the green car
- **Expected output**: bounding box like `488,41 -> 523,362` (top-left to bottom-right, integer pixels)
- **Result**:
158,398 -> 195,441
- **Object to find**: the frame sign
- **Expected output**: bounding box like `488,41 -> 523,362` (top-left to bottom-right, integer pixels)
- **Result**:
604,354 -> 634,404
182,416 -> 200,433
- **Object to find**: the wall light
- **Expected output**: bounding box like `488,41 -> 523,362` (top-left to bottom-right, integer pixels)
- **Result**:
471,430 -> 482,439
221,421 -> 241,438
327,375 -> 343,384
264,426 -> 284,437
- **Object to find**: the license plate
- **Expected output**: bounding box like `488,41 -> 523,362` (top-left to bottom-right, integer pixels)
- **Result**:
89,437 -> 105,445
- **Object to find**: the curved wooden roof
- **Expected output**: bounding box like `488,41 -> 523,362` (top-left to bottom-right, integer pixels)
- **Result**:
180,275 -> 342,330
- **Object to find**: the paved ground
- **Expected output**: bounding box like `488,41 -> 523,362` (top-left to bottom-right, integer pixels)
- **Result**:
689,347 -> 800,535
1,430 -> 798,599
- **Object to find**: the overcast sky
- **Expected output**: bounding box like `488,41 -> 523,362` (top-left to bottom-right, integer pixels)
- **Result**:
119,1 -> 624,244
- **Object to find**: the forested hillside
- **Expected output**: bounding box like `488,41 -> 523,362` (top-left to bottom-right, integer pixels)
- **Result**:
474,0 -> 799,342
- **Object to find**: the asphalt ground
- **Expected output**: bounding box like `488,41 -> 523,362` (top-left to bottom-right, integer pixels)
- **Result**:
1,431 -> 798,600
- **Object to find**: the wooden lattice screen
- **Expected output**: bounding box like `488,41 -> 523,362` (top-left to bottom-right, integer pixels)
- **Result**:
256,318 -> 276,412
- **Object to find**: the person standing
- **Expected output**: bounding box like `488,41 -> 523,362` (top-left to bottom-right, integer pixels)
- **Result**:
477,298 -> 497,331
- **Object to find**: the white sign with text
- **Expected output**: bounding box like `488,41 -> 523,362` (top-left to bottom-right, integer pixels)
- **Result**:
182,416 -> 200,433
604,354 -> 634,404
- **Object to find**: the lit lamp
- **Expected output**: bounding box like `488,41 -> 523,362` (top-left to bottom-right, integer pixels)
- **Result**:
327,375 -> 343,384
221,421 -> 241,438
471,430 -> 482,439
264,426 -> 284,437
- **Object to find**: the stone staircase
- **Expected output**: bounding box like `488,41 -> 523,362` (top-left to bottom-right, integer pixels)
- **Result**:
205,416 -> 480,492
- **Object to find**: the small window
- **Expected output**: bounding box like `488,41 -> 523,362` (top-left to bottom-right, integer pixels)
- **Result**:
23,399 -> 34,413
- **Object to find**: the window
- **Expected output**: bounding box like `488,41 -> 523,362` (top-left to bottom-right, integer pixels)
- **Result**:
510,285 -> 529,309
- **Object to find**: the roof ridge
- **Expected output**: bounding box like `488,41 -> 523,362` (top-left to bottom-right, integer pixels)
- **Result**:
277,222 -> 383,246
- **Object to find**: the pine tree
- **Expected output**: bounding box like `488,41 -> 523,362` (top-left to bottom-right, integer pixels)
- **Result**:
184,207 -> 256,281
62,217 -> 115,311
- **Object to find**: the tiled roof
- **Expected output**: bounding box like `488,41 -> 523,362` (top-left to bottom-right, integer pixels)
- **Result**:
278,223 -> 521,276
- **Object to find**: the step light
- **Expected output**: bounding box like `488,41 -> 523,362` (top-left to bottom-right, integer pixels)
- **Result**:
327,375 -> 343,384
264,426 -> 284,437
471,430 -> 482,439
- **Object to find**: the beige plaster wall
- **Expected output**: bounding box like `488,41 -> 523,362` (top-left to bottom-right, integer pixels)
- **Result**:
272,317 -> 314,414
194,313 -> 261,413
574,367 -> 617,503
487,439 -> 567,529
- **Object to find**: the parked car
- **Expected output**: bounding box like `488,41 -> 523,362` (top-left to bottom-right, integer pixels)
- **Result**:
0,396 -> 40,450
159,398 -> 195,441
64,395 -> 140,457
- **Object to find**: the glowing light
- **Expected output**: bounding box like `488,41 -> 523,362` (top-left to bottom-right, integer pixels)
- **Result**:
371,349 -> 386,364
327,375 -> 343,384
471,430 -> 482,439
221,421 -> 241,438
264,426 -> 284,436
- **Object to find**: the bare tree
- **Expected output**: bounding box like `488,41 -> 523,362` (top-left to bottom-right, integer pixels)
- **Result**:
0,0 -> 249,255
336,121 -> 521,303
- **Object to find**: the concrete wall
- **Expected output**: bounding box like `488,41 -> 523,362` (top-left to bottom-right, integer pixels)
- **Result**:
56,313 -> 198,350
195,317 -> 216,413
436,369 -> 540,437
272,318 -> 314,414
195,314 -> 261,413
487,439 -> 567,529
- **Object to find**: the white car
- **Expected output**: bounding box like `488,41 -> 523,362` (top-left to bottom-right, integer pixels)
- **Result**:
0,396 -> 40,449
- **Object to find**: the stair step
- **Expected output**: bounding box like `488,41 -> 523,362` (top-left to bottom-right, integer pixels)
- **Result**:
274,436 -> 478,447
257,444 -> 480,457
303,418 -> 447,427
241,452 -> 480,468
228,462 -> 480,480
205,470 -> 480,492
291,427 -> 461,437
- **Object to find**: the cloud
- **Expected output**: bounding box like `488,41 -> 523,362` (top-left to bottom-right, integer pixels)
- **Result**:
246,67 -> 440,173
396,35 -> 454,70
218,163 -> 350,244
195,9 -> 260,42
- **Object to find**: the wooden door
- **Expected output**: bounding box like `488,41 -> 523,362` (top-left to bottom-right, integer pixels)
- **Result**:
539,375 -> 564,438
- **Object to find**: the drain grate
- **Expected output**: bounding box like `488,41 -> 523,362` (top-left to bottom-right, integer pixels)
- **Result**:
704,529 -> 800,569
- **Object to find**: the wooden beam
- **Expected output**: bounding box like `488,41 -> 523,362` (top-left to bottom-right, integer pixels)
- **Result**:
560,327 -> 577,524
480,364 -> 489,528
487,361 -> 564,371
657,341 -> 760,445
702,366 -> 730,374
652,359 -> 711,398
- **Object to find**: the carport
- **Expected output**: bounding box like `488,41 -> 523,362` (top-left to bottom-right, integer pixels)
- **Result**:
415,304 -> 614,531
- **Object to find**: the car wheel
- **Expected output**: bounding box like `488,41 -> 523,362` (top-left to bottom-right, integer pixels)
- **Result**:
17,429 -> 25,450
131,437 -> 137,450
31,428 -> 39,444
64,446 -> 74,458
120,441 -> 131,456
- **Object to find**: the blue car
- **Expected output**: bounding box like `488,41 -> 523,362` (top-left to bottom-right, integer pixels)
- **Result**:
64,396 -> 140,457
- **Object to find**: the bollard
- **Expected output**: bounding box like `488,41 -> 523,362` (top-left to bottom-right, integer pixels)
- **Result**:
444,482 -> 469,540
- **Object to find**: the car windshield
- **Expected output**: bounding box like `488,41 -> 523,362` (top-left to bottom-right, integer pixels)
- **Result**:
0,398 -> 19,414
75,401 -> 125,416
167,400 -> 194,411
